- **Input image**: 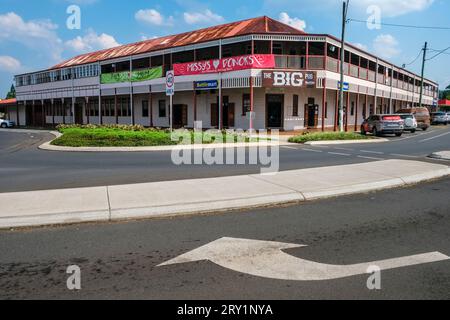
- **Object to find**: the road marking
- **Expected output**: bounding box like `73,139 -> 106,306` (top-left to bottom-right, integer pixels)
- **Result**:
302,148 -> 323,153
333,147 -> 355,151
281,146 -> 299,150
419,131 -> 450,143
360,150 -> 384,155
328,152 -> 351,156
158,237 -> 450,281
390,154 -> 419,158
357,155 -> 385,161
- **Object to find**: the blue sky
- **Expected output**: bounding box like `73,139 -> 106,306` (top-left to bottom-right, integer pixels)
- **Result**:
1,0 -> 449,97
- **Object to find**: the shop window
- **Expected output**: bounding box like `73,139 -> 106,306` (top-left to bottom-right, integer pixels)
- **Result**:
242,94 -> 250,116
293,95 -> 299,116
159,100 -> 166,118
142,100 -> 149,118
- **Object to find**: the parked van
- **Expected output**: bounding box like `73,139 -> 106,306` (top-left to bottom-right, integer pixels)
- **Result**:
396,108 -> 430,130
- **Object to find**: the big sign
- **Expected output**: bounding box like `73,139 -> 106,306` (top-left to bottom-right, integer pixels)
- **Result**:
262,71 -> 316,88
174,54 -> 275,76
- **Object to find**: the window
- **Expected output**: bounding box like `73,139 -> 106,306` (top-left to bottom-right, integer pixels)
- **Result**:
242,94 -> 250,116
351,101 -> 355,116
159,100 -> 166,118
272,43 -> 283,55
142,100 -> 149,117
293,95 -> 299,116
325,102 -> 328,118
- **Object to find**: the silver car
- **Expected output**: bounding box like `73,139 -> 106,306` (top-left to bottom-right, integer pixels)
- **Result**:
361,114 -> 404,137
431,112 -> 448,125
0,118 -> 15,128
398,113 -> 418,133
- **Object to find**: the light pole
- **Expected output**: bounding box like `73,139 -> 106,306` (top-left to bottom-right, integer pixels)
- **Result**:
339,0 -> 350,132
419,42 -> 427,108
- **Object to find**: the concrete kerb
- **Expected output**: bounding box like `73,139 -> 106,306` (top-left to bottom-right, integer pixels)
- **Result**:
428,151 -> 450,161
0,160 -> 449,229
304,138 -> 388,145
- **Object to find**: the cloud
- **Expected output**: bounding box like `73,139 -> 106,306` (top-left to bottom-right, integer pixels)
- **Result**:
135,9 -> 173,26
0,12 -> 63,62
358,0 -> 434,17
183,9 -> 224,25
353,43 -> 368,51
373,34 -> 400,59
66,30 -> 120,53
278,12 -> 306,31
264,0 -> 434,17
0,56 -> 21,72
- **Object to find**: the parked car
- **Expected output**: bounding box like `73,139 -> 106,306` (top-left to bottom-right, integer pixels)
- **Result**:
0,118 -> 15,128
397,113 -> 418,133
361,115 -> 404,137
396,108 -> 430,130
430,112 -> 448,125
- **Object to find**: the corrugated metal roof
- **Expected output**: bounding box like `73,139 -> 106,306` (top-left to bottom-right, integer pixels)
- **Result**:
51,16 -> 305,69
0,98 -> 16,105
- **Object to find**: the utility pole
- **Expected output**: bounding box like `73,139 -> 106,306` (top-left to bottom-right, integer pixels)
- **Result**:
339,0 -> 350,132
419,41 -> 427,108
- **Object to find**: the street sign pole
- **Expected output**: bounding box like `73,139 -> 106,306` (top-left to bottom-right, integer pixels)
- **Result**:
166,70 -> 175,131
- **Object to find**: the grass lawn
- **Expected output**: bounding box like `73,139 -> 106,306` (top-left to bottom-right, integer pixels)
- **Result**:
51,125 -> 265,147
288,131 -> 372,144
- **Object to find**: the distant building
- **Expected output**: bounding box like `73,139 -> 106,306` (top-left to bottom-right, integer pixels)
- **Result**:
0,98 -> 20,124
14,16 -> 439,131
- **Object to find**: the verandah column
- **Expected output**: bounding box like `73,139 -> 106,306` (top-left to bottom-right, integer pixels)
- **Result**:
115,89 -> 118,125
354,92 -> 359,132
149,86 -> 153,127
193,83 -> 197,125
321,79 -> 327,132
85,97 -> 90,124
32,100 -> 35,126
334,90 -> 338,131
345,91 -> 350,132
51,99 -> 55,126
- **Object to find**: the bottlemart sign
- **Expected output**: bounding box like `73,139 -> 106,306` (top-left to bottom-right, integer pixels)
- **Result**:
101,66 -> 163,84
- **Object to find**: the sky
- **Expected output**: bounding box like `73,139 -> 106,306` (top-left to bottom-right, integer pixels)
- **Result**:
0,0 -> 449,97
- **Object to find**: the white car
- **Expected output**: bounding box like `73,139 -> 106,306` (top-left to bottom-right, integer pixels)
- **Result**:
0,118 -> 15,128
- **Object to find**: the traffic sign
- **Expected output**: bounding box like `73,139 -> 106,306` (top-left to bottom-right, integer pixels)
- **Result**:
166,70 -> 175,96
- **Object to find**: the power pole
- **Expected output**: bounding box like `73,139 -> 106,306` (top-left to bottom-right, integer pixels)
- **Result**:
419,41 -> 427,108
339,0 -> 350,132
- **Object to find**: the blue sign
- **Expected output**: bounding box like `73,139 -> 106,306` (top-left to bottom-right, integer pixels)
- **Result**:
338,81 -> 349,91
194,80 -> 219,90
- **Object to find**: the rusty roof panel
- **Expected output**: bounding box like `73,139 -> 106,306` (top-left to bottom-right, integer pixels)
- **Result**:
51,16 -> 305,69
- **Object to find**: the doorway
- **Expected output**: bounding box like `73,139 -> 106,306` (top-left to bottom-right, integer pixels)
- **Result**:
266,94 -> 284,128
304,97 -> 318,128
211,96 -> 235,128
173,104 -> 188,128
74,103 -> 83,125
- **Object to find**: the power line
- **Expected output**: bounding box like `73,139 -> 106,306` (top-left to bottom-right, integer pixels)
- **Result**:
348,19 -> 450,30
427,46 -> 450,61
403,49 -> 423,68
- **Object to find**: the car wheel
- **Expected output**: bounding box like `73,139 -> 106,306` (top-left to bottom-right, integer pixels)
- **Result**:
411,129 -> 416,134
372,127 -> 380,137
0,123 -> 7,128
395,132 -> 403,137
422,126 -> 428,131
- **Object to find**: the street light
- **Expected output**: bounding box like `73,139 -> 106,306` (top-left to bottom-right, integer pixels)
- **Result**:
339,0 -> 350,132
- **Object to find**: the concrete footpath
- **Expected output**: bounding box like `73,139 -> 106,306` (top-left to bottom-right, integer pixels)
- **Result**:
0,159 -> 449,229
429,151 -> 450,161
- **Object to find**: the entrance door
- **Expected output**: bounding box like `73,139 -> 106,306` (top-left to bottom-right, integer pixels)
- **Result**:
266,94 -> 284,128
304,98 -> 318,128
74,103 -> 83,125
173,104 -> 188,128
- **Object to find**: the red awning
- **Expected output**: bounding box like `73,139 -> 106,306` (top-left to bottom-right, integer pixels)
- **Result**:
0,98 -> 16,105
438,99 -> 450,106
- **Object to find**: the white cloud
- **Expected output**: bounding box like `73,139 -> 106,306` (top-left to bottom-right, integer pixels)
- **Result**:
357,0 -> 434,17
66,30 -> 120,53
353,43 -> 368,51
183,9 -> 224,25
373,34 -> 400,59
0,56 -> 21,72
0,12 -> 63,62
135,9 -> 173,26
278,12 -> 306,31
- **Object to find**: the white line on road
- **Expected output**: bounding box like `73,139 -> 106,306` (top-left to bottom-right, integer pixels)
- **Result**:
328,152 -> 351,156
390,154 -> 420,158
281,146 -> 299,150
360,150 -> 385,155
419,131 -> 450,143
357,155 -> 385,161
332,147 -> 355,151
302,148 -> 324,153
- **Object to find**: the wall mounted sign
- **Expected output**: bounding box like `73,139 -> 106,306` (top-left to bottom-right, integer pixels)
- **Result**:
262,71 -> 316,88
174,54 -> 275,76
338,81 -> 350,91
166,70 -> 175,96
194,80 -> 219,90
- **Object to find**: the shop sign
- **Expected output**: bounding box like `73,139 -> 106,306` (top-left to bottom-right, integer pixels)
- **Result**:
262,71 -> 316,88
174,54 -> 275,76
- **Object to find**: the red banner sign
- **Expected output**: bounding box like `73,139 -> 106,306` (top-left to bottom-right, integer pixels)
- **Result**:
174,54 -> 275,76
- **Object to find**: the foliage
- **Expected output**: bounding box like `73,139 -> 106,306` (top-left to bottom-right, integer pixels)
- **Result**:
288,131 -> 371,144
5,84 -> 15,99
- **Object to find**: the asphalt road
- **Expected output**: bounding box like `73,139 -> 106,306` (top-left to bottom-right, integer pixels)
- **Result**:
0,126 -> 449,193
0,177 -> 449,299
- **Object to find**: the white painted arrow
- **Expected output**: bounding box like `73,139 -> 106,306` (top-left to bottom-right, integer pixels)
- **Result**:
158,237 -> 449,281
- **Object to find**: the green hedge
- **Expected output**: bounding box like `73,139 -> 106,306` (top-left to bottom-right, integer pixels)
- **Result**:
288,132 -> 371,144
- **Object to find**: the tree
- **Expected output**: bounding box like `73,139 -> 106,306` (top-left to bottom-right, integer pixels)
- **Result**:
5,84 -> 15,99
